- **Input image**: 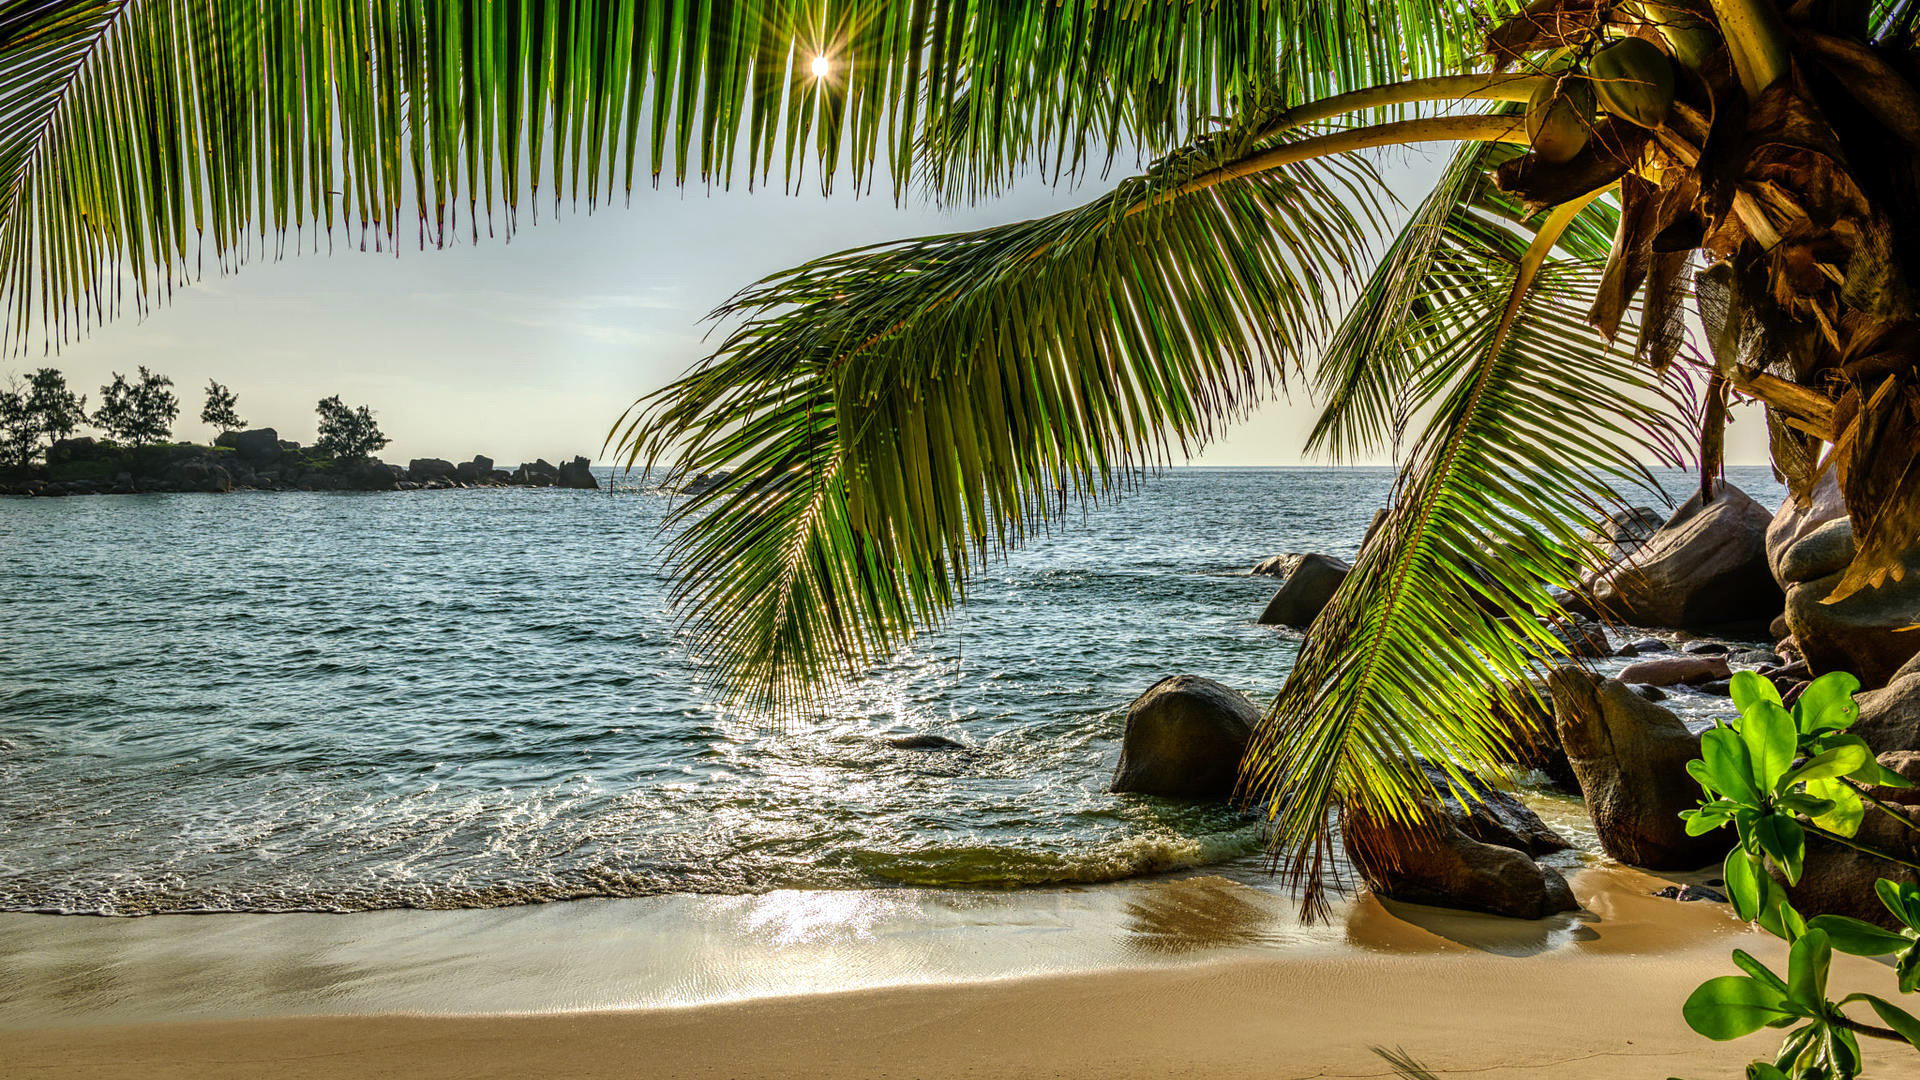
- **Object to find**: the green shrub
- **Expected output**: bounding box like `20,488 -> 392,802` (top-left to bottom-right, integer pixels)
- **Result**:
1680,670 -> 1920,1077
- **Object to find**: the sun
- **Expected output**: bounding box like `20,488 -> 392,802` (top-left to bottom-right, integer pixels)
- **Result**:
809,54 -> 831,79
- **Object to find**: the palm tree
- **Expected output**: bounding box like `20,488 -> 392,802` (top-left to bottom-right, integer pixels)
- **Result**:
5,0 -> 1914,904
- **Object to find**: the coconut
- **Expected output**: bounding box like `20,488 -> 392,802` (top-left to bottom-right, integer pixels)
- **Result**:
1526,77 -> 1596,165
1590,37 -> 1676,129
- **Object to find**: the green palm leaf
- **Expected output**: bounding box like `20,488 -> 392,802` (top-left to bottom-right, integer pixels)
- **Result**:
0,0 -> 1504,350
617,110 -> 1393,715
1242,192 -> 1690,913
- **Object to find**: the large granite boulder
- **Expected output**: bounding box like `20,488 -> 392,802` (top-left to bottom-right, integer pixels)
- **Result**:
1853,668 -> 1920,754
1770,471 -> 1920,690
1547,666 -> 1722,869
1343,803 -> 1579,920
1574,480 -> 1782,629
1251,553 -> 1304,577
1256,553 -> 1350,629
1109,675 -> 1257,799
408,458 -> 457,482
557,455 -> 599,490
216,427 -> 281,464
1419,762 -> 1570,856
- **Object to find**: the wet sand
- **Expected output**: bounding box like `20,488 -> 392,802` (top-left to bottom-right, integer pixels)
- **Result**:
0,866 -> 1874,1078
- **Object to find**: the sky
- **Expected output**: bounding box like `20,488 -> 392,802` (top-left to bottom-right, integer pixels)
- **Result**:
31,144 -> 1772,469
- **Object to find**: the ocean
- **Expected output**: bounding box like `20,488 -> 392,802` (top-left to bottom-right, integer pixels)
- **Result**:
0,465 -> 1783,916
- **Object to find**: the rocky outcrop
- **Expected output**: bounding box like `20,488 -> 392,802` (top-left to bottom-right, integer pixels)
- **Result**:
1853,668 -> 1920,754
1547,666 -> 1722,869
1769,472 -> 1920,690
557,455 -> 599,490
5,436 -> 602,497
1573,480 -> 1782,630
1109,676 -> 1257,799
1419,762 -> 1569,856
1256,553 -> 1350,629
1343,799 -> 1579,920
514,459 -> 560,486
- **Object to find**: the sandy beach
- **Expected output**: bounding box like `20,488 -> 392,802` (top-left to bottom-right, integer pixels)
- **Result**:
3,865 -> 1883,1079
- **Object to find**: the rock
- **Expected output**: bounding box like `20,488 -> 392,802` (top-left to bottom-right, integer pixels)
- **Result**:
1629,638 -> 1670,653
1853,672 -> 1920,754
1109,676 -> 1257,799
1574,480 -> 1782,629
1256,554 -> 1350,629
1343,805 -> 1579,920
1770,613 -> 1791,639
514,459 -> 560,486
1589,505 -> 1664,561
1615,643 -> 1640,658
557,456 -> 599,490
886,734 -> 967,751
1630,683 -> 1668,702
167,460 -> 231,493
454,455 -> 495,484
408,458 -> 457,482
1682,640 -> 1730,655
1418,762 -> 1569,856
1697,679 -> 1733,697
1547,666 -> 1723,869
1770,471 -> 1920,689
1251,554 -> 1305,577
1654,884 -> 1729,902
1730,649 -> 1783,667
1549,615 -> 1611,659
1869,750 -> 1920,804
679,470 -> 731,496
216,428 -> 281,464
1615,655 -> 1731,687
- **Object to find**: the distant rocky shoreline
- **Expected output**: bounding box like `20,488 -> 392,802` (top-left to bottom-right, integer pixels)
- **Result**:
0,427 -> 600,497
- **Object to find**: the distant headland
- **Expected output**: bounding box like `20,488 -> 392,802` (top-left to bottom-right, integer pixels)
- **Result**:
0,365 -> 598,497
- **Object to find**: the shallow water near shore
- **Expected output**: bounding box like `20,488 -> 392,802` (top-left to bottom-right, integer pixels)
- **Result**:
0,466 -> 1783,917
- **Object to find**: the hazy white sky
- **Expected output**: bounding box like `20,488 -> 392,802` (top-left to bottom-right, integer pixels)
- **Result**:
31,144 -> 1770,468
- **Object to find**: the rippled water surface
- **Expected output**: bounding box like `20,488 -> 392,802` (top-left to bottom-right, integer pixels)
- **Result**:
0,466 -> 1782,915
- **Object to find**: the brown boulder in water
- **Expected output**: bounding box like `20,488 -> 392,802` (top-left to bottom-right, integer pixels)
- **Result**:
1573,480 -> 1781,629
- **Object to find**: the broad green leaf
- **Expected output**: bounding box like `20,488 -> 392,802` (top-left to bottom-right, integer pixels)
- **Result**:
1878,879 -> 1920,929
1745,1064 -> 1789,1080
1731,948 -> 1790,996
1795,672 -> 1862,733
1702,726 -> 1763,806
1804,777 -> 1865,836
1787,927 -> 1830,1008
1808,914 -> 1912,956
1774,793 -> 1835,819
1901,945 -> 1920,994
1731,670 -> 1783,713
1683,975 -> 1795,1040
1684,807 -> 1732,835
1727,850 -> 1765,921
1742,701 -> 1798,792
1859,994 -> 1920,1047
1783,744 -> 1873,788
1756,813 -> 1807,884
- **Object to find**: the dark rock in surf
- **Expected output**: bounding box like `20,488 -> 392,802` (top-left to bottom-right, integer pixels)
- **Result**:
557,456 -> 599,490
1343,804 -> 1579,920
1615,655 -> 1730,687
1110,675 -> 1257,800
1571,480 -> 1781,630
886,734 -> 967,751
1256,553 -> 1350,629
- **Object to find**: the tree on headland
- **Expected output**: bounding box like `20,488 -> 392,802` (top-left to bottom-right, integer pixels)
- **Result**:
91,368 -> 176,448
314,396 -> 388,461
1,3 -> 1917,916
199,380 -> 244,435
24,368 -> 85,449
0,377 -> 37,470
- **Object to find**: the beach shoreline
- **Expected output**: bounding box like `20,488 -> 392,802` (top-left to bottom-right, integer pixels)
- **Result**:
0,865 -> 1842,1078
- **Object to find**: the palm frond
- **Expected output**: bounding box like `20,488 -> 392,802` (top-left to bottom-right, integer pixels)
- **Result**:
1240,194 -> 1690,915
1305,119 -> 1623,462
0,0 -> 1510,350
616,115 -> 1391,715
